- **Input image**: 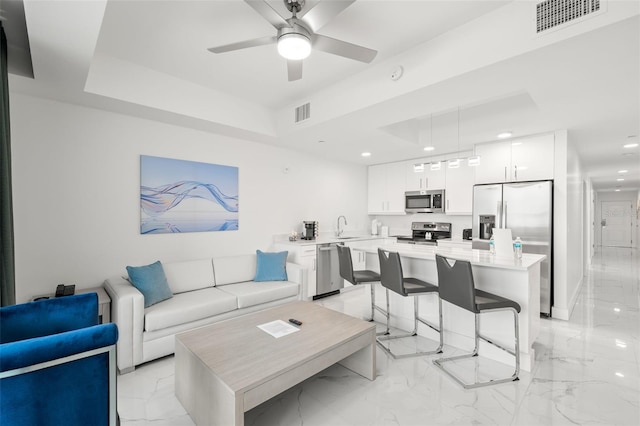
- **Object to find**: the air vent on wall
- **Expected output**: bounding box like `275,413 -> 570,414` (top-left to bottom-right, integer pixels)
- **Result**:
295,102 -> 311,123
536,0 -> 601,33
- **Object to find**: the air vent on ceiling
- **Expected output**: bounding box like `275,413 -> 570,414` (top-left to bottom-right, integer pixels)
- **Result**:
536,0 -> 601,33
295,102 -> 311,123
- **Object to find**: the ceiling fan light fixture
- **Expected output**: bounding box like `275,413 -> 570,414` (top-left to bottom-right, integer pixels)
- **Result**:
277,32 -> 311,60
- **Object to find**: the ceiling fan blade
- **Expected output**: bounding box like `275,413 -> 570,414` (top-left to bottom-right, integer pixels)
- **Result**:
244,0 -> 288,29
313,34 -> 377,63
287,60 -> 303,82
208,35 -> 277,54
300,0 -> 355,33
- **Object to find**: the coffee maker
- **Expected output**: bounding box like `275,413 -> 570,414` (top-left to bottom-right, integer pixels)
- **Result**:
302,221 -> 318,240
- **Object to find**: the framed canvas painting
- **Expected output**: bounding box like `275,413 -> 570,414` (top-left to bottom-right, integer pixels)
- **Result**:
139,155 -> 238,234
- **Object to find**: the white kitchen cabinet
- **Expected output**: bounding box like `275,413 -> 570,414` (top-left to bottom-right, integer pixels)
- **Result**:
474,141 -> 512,184
273,243 -> 316,300
445,163 -> 474,215
351,248 -> 367,270
368,162 -> 406,215
341,247 -> 367,288
510,134 -> 555,181
406,160 -> 446,191
475,133 -> 554,184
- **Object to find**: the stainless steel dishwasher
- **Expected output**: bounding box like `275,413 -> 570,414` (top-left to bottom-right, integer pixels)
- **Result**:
314,243 -> 343,299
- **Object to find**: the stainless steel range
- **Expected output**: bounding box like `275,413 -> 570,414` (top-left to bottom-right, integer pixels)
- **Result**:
396,222 -> 452,245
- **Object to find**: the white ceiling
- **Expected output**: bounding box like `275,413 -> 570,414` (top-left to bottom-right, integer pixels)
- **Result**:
6,0 -> 640,192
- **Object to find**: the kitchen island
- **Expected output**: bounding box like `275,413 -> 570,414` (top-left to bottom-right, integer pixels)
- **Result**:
347,241 -> 545,372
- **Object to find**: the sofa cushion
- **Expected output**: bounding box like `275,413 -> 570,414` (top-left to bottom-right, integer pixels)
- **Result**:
144,287 -> 237,332
126,261 -> 173,308
217,281 -> 299,309
212,254 -> 257,286
254,250 -> 288,282
162,259 -> 215,294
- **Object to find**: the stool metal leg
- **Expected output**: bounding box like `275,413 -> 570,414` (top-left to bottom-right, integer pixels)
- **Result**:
367,283 -> 389,336
376,292 -> 443,359
433,307 -> 520,389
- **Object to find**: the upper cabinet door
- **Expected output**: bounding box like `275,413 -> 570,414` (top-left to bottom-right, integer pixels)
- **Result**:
425,166 -> 446,189
368,164 -> 387,214
474,141 -> 512,184
445,164 -> 474,215
368,162 -> 406,215
510,134 -> 555,181
405,159 -> 427,191
386,162 -> 407,213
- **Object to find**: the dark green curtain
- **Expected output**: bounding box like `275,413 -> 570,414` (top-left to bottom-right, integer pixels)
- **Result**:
0,22 -> 15,306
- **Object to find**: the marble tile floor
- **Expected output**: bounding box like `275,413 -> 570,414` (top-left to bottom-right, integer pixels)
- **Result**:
118,247 -> 639,425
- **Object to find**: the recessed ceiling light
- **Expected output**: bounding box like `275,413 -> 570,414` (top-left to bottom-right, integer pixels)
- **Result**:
618,170 -> 628,174
623,143 -> 638,148
361,152 -> 371,157
617,178 -> 625,181
423,146 -> 435,152
615,189 -> 621,192
497,132 -> 513,139
615,372 -> 625,378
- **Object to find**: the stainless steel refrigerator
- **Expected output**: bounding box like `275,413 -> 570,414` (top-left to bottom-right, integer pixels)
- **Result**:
472,180 -> 553,316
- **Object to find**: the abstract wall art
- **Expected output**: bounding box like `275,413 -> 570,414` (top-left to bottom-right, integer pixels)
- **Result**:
139,155 -> 238,234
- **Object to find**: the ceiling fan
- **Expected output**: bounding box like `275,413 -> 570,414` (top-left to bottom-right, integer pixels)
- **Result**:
207,0 -> 377,81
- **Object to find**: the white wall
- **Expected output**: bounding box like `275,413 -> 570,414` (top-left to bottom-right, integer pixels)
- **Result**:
565,137 -> 585,317
552,130 -> 569,319
552,130 -> 585,320
10,94 -> 369,302
594,190 -> 639,248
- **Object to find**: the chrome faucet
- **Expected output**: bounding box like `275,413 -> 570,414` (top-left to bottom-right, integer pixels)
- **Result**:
336,215 -> 347,237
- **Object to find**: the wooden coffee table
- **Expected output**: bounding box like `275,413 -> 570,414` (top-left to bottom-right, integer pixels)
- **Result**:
175,301 -> 376,426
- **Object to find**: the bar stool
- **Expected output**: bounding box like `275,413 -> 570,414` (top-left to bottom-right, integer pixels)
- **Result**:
433,254 -> 521,389
376,248 -> 443,359
336,245 -> 386,325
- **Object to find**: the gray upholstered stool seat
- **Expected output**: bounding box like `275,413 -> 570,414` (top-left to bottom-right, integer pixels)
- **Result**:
433,254 -> 521,389
337,245 -> 386,326
474,289 -> 521,313
376,248 -> 443,359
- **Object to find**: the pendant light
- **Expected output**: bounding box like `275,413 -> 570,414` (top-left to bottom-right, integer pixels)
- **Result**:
449,107 -> 461,169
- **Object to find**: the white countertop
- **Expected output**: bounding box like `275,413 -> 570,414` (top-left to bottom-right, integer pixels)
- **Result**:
273,234 -> 389,247
348,241 -> 545,271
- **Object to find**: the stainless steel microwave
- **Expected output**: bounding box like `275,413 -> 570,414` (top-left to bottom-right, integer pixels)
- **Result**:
405,190 -> 445,213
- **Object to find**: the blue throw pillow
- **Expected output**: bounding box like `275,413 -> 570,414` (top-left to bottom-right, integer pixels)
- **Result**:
254,250 -> 288,282
126,261 -> 173,308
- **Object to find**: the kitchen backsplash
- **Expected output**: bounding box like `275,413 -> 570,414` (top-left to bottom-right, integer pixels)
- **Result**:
371,214 -> 472,239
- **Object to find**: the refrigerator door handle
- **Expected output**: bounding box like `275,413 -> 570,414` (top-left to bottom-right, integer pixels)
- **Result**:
504,202 -> 508,228
497,201 -> 503,228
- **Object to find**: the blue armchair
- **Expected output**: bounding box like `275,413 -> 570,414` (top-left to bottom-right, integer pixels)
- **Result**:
0,293 -> 118,426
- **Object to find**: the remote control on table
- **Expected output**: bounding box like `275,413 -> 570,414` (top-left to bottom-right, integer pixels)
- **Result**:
288,318 -> 302,326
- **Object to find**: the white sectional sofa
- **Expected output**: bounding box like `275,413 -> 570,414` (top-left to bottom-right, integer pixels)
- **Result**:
104,254 -> 303,373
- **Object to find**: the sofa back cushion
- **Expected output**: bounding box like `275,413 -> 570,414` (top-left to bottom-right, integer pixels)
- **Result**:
162,259 -> 215,294
212,254 -> 256,286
